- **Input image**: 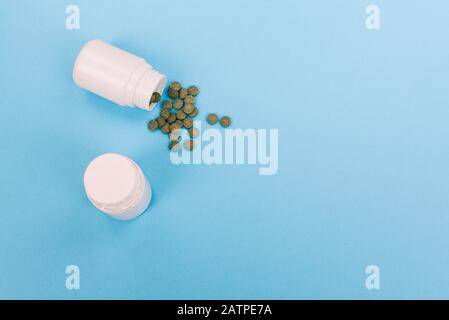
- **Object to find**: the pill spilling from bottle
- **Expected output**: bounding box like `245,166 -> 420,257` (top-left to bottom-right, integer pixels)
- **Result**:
147,81 -> 232,153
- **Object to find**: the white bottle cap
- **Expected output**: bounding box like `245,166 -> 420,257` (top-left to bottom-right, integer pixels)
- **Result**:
83,153 -> 152,220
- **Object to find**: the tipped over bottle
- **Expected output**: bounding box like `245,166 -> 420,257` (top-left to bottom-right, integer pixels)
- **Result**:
73,39 -> 166,111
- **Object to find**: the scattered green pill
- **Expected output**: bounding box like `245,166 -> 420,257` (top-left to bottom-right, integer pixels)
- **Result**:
179,88 -> 188,99
147,119 -> 158,131
189,107 -> 199,117
157,116 -> 166,128
161,123 -> 170,134
183,139 -> 195,151
168,89 -> 179,99
169,123 -> 178,132
167,113 -> 177,124
188,127 -> 199,138
220,116 -> 232,128
173,99 -> 184,109
187,85 -> 199,96
183,104 -> 194,114
150,92 -> 161,104
170,128 -> 182,141
176,110 -> 187,120
183,117 -> 193,129
160,109 -> 170,119
162,100 -> 172,110
169,81 -> 182,91
184,95 -> 195,105
207,113 -> 218,125
169,140 -> 181,152
174,120 -> 183,129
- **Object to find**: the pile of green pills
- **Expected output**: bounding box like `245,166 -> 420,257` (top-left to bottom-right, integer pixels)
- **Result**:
148,82 -> 233,154
148,82 -> 201,152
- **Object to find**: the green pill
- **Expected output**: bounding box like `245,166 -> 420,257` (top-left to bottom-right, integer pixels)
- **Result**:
162,100 -> 172,110
157,116 -> 166,128
188,127 -> 199,138
173,99 -> 184,109
187,85 -> 199,96
207,113 -> 218,125
179,88 -> 188,99
147,119 -> 158,131
176,110 -> 187,120
161,123 -> 170,134
183,117 -> 193,129
183,139 -> 195,151
174,120 -> 183,129
183,104 -> 194,114
160,109 -> 170,119
189,107 -> 198,117
150,92 -> 161,104
169,128 -> 182,141
169,140 -> 181,152
168,89 -> 179,99
169,123 -> 177,132
167,113 -> 177,124
169,81 -> 182,91
184,95 -> 195,105
220,116 -> 232,128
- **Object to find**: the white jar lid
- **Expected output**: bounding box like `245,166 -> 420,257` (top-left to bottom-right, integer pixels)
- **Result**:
84,153 -> 151,220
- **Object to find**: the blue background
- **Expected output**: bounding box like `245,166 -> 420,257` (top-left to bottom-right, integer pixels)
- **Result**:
1,0 -> 449,299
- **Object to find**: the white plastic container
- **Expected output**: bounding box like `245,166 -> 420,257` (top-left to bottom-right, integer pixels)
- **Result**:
73,39 -> 166,111
83,153 -> 152,220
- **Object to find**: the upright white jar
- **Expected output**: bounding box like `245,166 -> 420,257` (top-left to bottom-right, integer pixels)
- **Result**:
83,153 -> 152,220
73,40 -> 166,111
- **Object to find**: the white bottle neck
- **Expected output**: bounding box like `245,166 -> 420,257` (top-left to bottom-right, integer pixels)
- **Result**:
124,62 -> 166,111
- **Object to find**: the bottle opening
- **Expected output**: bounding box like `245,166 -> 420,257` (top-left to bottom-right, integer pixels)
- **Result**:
148,76 -> 167,111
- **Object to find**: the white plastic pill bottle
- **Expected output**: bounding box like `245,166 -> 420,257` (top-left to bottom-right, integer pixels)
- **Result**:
73,40 -> 166,111
84,153 -> 152,220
